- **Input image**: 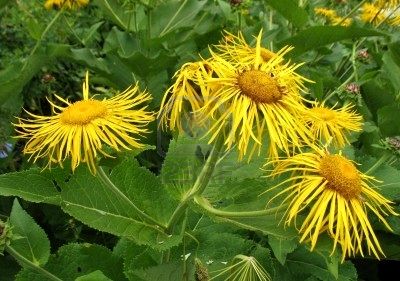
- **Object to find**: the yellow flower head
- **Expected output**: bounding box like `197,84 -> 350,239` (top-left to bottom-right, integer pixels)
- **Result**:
360,3 -> 386,25
158,61 -> 213,132
198,31 -> 313,160
213,31 -> 284,65
315,7 -> 339,19
268,147 -> 396,261
315,7 -> 353,26
304,102 -> 362,148
15,72 -> 154,174
44,0 -> 89,10
376,0 -> 400,8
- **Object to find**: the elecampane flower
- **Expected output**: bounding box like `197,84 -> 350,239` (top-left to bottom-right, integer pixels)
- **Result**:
360,3 -> 386,25
15,72 -> 154,174
158,61 -> 213,132
268,147 -> 396,261
304,102 -> 362,147
44,0 -> 89,10
198,31 -> 313,160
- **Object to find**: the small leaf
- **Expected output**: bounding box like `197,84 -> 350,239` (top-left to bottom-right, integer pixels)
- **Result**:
268,236 -> 298,265
279,26 -> 387,56
9,199 -> 50,266
264,0 -> 309,28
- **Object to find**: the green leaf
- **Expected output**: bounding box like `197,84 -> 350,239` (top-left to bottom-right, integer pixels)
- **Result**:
16,243 -> 126,281
279,26 -> 386,56
160,135 -> 204,200
151,0 -> 208,37
268,236 -> 298,265
75,270 -> 113,281
0,169 -> 61,205
9,199 -> 50,266
286,246 -> 357,281
377,105 -> 400,137
93,0 -> 129,30
264,0 -> 309,28
362,79 -> 396,119
133,261 -> 195,281
113,238 -> 160,281
60,160 -> 180,250
382,51 -> 400,91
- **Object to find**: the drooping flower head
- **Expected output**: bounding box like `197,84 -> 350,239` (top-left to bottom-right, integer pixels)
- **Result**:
158,61 -> 213,132
304,102 -> 362,148
267,146 -> 396,261
44,0 -> 89,10
198,30 -> 314,160
15,72 -> 154,174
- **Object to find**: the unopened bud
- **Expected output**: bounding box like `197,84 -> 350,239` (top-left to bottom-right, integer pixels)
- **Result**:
345,83 -> 360,94
195,258 -> 210,281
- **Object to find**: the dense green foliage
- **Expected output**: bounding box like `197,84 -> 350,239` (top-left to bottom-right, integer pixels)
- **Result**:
1,0 -> 400,280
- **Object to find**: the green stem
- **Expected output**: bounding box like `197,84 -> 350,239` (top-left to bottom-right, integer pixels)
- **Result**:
97,166 -> 165,229
22,9 -> 63,71
324,72 -> 355,101
6,245 -> 63,281
166,135 -> 224,233
366,152 -> 393,175
194,196 -> 287,218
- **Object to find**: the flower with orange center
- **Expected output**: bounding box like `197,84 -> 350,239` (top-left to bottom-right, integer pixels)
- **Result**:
15,72 -> 154,174
304,102 -> 362,148
196,30 -> 313,160
44,0 -> 89,10
267,147 -> 397,261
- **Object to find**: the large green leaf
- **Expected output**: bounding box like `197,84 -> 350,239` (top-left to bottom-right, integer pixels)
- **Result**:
92,0 -> 130,30
75,271 -> 113,281
268,236 -> 298,265
160,136 -> 204,200
151,0 -> 207,37
9,199 -> 50,266
382,50 -> 400,91
16,243 -> 126,281
60,159 -> 180,250
377,105 -> 400,137
264,0 -> 309,28
0,169 -> 61,205
286,246 -> 357,281
280,26 -> 386,56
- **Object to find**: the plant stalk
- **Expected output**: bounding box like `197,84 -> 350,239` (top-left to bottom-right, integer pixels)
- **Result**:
166,135 -> 224,233
194,196 -> 288,218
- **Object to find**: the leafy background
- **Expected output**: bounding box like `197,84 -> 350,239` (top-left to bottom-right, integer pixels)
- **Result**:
1,0 -> 400,280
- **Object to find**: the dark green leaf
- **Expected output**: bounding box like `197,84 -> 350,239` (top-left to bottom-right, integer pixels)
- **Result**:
75,270 -> 113,281
0,169 -> 61,205
268,236 -> 298,265
16,243 -> 126,281
377,105 -> 400,136
9,199 -> 50,266
264,0 -> 309,28
280,26 -> 386,56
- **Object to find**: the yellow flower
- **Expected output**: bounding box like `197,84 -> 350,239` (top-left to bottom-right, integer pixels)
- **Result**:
158,61 -> 213,132
315,7 -> 352,26
390,14 -> 400,25
315,7 -> 339,19
15,72 -> 154,174
268,147 -> 396,261
213,31 -> 286,65
198,31 -> 313,160
304,102 -> 362,148
376,0 -> 400,8
44,0 -> 89,10
360,3 -> 386,25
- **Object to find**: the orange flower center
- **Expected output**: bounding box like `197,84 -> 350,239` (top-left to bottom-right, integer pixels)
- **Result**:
319,155 -> 362,199
60,100 -> 107,125
237,70 -> 283,103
